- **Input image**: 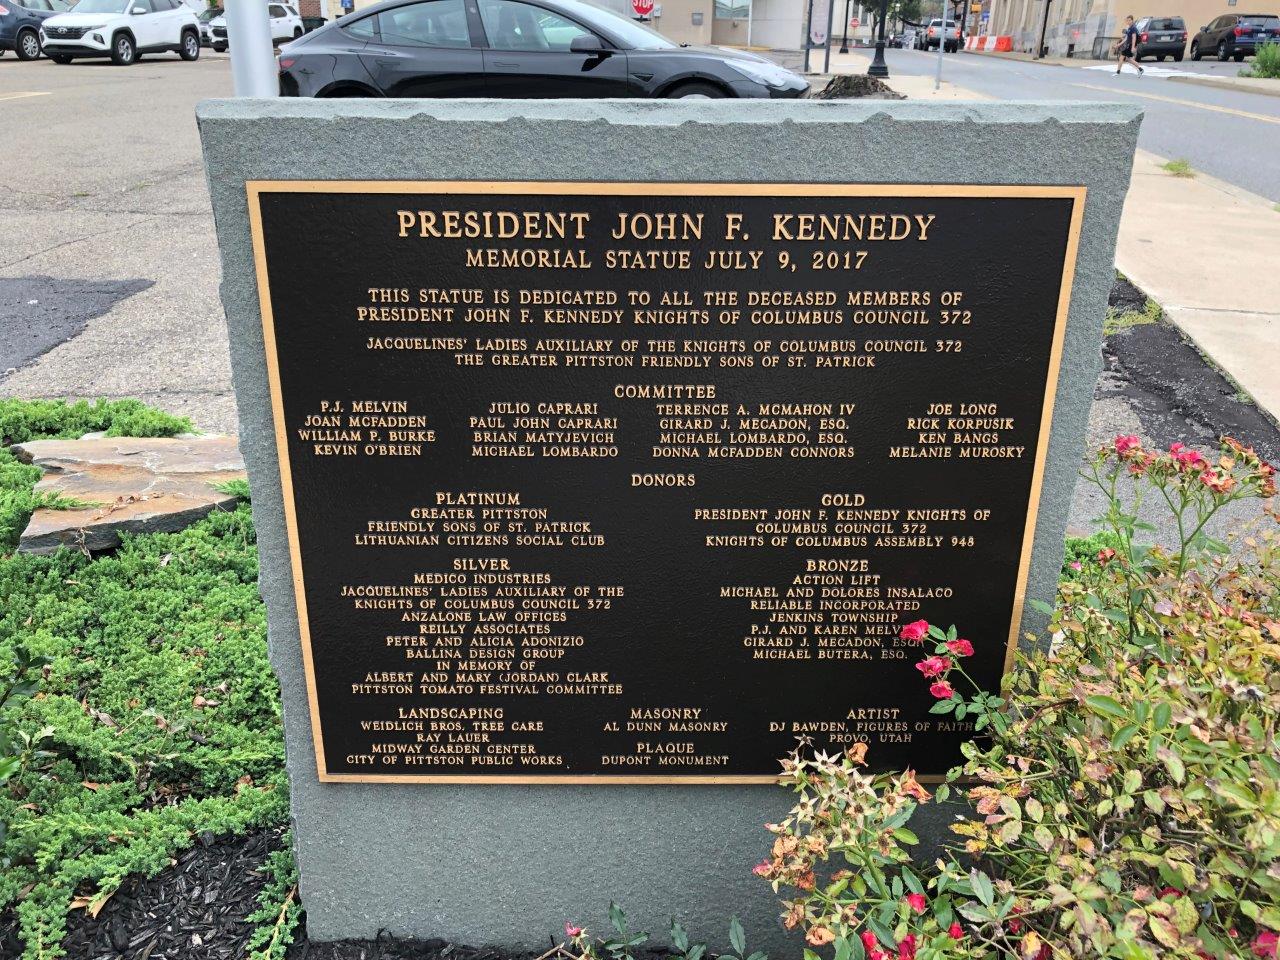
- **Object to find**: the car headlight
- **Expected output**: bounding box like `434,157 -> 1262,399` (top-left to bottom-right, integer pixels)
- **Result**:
725,58 -> 799,88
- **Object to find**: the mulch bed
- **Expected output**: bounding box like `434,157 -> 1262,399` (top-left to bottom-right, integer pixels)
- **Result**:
58,828 -> 286,960
0,828 -> 548,960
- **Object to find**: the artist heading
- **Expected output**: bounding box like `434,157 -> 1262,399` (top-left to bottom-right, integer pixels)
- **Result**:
395,209 -> 937,244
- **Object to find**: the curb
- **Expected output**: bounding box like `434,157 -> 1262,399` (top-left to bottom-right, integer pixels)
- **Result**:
1167,74 -> 1280,99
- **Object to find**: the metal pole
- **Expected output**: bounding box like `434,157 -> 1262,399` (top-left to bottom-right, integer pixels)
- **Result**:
839,0 -> 850,53
823,0 -> 835,71
1035,0 -> 1050,56
746,0 -> 753,47
866,0 -> 888,75
804,0 -> 816,71
226,0 -> 278,96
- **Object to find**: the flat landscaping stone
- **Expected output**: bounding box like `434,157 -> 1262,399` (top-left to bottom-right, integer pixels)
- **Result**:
12,436 -> 246,554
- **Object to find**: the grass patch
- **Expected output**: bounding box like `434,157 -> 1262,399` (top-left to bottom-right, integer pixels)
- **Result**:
0,399 -> 288,960
1103,295 -> 1163,336
1160,158 -> 1195,178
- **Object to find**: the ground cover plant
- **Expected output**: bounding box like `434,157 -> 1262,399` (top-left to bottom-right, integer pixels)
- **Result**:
0,399 -> 291,959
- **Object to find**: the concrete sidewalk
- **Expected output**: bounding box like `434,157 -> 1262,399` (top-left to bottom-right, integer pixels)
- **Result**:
816,54 -> 1280,424
1116,153 -> 1280,421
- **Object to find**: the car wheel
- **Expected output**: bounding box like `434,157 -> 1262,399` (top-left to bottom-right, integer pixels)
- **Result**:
1234,52 -> 1245,61
1173,52 -> 1183,61
111,31 -> 135,64
293,26 -> 302,37
49,53 -> 72,63
1190,40 -> 1200,59
1217,40 -> 1229,60
15,27 -> 41,60
667,82 -> 726,99
1157,53 -> 1166,61
180,29 -> 199,60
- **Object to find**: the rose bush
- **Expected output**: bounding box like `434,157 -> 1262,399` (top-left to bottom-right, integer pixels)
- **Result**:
754,437 -> 1280,960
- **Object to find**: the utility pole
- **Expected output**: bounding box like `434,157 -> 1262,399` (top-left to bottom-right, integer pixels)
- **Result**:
839,0 -> 851,53
225,0 -> 277,96
823,0 -> 836,71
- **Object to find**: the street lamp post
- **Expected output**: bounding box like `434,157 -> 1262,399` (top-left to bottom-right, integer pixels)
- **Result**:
839,0 -> 851,53
867,0 -> 889,75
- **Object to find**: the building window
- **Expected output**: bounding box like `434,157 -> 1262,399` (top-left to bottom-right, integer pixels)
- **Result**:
714,0 -> 749,19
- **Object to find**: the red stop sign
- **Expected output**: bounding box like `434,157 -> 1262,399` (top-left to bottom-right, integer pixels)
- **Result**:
632,0 -> 653,16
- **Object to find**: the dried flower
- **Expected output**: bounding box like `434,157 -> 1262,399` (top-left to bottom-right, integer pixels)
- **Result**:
805,926 -> 836,947
565,923 -> 583,939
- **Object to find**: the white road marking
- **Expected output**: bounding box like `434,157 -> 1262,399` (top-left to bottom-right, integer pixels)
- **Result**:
0,91 -> 51,102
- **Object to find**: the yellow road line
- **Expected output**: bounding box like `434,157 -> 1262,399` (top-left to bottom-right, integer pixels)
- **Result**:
0,91 -> 51,102
1073,82 -> 1280,124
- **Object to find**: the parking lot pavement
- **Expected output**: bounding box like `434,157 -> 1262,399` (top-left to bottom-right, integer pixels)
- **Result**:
0,54 -> 239,432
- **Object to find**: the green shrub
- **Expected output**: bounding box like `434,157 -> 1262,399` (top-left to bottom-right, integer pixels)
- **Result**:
0,398 -> 285,959
1243,41 -> 1280,78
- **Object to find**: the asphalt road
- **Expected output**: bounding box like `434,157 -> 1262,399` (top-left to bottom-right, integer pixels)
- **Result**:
865,47 -> 1280,200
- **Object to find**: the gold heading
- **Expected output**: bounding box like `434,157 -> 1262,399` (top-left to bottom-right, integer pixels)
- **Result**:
395,210 -> 937,243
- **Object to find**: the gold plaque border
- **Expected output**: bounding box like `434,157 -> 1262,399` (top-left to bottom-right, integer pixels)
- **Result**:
246,180 -> 1087,785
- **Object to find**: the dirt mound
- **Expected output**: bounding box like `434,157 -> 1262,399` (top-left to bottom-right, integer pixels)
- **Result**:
812,74 -> 906,99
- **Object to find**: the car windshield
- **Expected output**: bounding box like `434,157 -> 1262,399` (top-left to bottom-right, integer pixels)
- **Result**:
199,6 -> 221,18
1146,17 -> 1183,29
1240,15 -> 1277,25
553,0 -> 677,48
69,0 -> 130,12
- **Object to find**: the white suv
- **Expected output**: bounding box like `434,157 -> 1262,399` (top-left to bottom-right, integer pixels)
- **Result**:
41,0 -> 199,64
208,2 -> 302,52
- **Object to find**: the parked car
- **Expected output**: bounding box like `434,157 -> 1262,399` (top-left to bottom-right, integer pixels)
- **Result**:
898,27 -> 916,49
922,17 -> 960,51
196,3 -> 219,44
1131,15 -> 1187,60
1190,12 -> 1279,61
276,0 -> 810,99
39,0 -> 199,62
0,0 -> 69,59
209,1 -> 301,50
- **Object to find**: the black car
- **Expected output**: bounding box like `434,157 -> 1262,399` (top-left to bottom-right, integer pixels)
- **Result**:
0,0 -> 69,59
1190,12 -> 1279,61
1132,15 -> 1186,60
277,0 -> 809,99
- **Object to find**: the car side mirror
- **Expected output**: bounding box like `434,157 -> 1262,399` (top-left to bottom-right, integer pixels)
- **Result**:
570,34 -> 605,53
1199,25 -> 1206,31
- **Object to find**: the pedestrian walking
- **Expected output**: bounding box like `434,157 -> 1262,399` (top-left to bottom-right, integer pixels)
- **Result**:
1115,15 -> 1144,74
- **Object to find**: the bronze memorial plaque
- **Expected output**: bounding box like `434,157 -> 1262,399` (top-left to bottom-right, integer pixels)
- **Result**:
247,181 -> 1084,783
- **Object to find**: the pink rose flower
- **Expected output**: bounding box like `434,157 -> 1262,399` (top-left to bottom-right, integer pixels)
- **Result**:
898,933 -> 916,960
947,923 -> 964,940
915,656 -> 951,678
1253,931 -> 1279,958
899,619 -> 930,643
945,638 -> 974,657
904,893 -> 927,914
861,931 -> 880,954
1114,435 -> 1140,455
565,923 -> 584,939
929,680 -> 955,699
